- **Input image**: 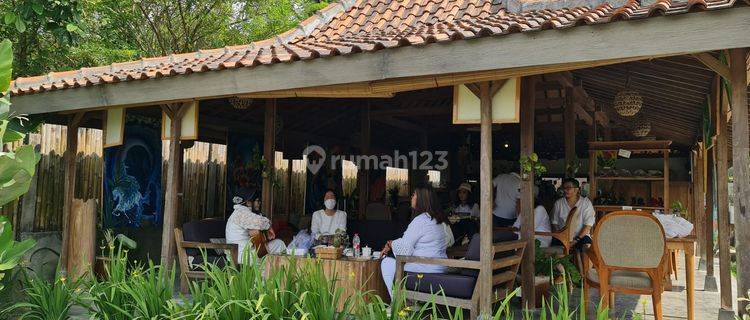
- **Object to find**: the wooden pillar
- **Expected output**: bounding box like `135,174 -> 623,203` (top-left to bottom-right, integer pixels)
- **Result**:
60,112 -> 84,275
705,144 -> 717,290
262,99 -> 277,218
664,149 -> 670,212
729,48 -> 750,316
478,81 -> 494,318
160,103 -> 187,268
564,88 -> 576,176
693,147 -> 706,269
357,104 -> 370,220
519,76 -> 537,309
286,158 -> 293,215
715,76 -> 733,311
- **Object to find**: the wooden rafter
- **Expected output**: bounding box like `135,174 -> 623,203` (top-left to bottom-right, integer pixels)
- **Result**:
692,52 -> 731,80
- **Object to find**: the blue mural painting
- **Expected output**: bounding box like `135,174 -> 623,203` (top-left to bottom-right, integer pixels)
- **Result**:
103,116 -> 162,228
226,132 -> 264,215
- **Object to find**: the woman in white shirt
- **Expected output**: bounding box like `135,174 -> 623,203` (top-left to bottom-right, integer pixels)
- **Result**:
380,185 -> 449,297
310,189 -> 347,240
551,178 -> 596,249
225,189 -> 286,263
512,185 -> 552,247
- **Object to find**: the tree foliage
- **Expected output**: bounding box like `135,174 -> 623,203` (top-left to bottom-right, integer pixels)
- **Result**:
0,0 -> 328,77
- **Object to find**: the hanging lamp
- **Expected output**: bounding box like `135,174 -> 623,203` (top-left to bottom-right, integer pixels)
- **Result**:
613,70 -> 643,117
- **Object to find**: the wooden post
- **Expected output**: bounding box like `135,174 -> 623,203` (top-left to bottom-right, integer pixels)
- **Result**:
729,48 -> 749,316
357,104 -> 370,220
160,103 -> 187,268
478,81 -> 494,318
564,88 -> 576,177
67,199 -> 96,280
262,99 -> 277,218
692,147 -> 706,269
519,76 -> 537,309
60,112 -> 84,275
705,144 -> 717,291
715,76 -> 733,311
286,158 -> 293,215
664,149 -> 670,213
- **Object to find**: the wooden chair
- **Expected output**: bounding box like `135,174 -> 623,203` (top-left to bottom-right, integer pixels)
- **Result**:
536,206 -> 579,256
394,234 -> 526,319
582,211 -> 668,320
174,228 -> 239,293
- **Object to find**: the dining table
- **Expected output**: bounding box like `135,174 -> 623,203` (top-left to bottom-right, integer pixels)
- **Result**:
263,253 -> 389,310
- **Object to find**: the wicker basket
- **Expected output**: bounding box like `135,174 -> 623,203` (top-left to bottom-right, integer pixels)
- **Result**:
314,246 -> 343,260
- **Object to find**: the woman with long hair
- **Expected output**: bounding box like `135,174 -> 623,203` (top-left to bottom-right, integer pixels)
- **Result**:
380,184 -> 449,297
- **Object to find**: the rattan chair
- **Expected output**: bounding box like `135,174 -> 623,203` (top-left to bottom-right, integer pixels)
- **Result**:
536,206 -> 579,257
583,211 -> 668,319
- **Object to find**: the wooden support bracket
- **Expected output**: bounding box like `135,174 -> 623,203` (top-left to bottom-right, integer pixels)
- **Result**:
693,53 -> 731,80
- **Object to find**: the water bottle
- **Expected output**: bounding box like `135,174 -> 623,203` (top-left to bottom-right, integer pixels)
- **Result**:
352,233 -> 361,257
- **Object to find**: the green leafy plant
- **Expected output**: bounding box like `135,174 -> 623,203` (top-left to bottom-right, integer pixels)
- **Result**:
1,39 -> 42,207
519,153 -> 548,179
565,157 -> 582,178
0,216 -> 35,294
671,200 -> 687,217
534,240 -> 582,286
4,273 -> 82,320
596,151 -> 617,169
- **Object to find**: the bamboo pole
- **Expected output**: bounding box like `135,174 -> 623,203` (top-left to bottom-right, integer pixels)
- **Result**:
519,76 -> 537,309
729,48 -> 749,316
478,81 -> 494,318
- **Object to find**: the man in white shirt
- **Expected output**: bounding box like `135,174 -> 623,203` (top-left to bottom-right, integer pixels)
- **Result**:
492,172 -> 521,227
311,189 -> 348,240
551,178 -> 596,249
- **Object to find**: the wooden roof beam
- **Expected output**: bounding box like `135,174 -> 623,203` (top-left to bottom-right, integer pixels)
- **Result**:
692,52 -> 730,80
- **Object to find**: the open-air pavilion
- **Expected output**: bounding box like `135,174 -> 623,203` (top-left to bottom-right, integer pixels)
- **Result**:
7,0 -> 750,318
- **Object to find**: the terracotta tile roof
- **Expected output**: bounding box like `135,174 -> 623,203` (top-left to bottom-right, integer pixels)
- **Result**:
10,0 -> 749,96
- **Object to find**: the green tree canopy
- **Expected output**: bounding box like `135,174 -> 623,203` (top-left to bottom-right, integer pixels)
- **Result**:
1,0 -> 328,77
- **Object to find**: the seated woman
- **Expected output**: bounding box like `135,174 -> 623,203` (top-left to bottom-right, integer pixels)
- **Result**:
511,185 -> 552,247
311,189 -> 347,241
225,189 -> 286,262
380,184 -> 449,297
449,182 -> 480,246
551,178 -> 596,250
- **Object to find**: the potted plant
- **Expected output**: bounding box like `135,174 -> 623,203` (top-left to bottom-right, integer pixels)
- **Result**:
671,200 -> 686,217
596,151 -> 617,175
519,153 -> 547,180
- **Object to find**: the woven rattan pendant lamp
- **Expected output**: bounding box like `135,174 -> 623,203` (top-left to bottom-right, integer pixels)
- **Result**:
631,118 -> 652,137
613,70 -> 643,117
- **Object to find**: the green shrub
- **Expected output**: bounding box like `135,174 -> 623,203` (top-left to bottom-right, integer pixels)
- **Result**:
4,273 -> 81,320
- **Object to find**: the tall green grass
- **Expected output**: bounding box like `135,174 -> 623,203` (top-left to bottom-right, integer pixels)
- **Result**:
2,245 -> 650,320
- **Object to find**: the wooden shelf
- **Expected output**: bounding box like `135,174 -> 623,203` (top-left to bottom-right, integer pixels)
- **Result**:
595,176 -> 664,181
588,140 -> 672,152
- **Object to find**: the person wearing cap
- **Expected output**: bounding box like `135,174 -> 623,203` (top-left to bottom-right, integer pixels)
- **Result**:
511,184 -> 552,247
226,188 -> 287,262
311,189 -> 347,240
551,178 -> 596,249
449,182 -> 480,246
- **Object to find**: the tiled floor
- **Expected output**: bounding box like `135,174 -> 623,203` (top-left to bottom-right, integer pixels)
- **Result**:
570,256 -> 738,320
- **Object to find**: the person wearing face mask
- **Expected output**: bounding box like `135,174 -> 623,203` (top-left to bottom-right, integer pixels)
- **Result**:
311,189 -> 348,240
